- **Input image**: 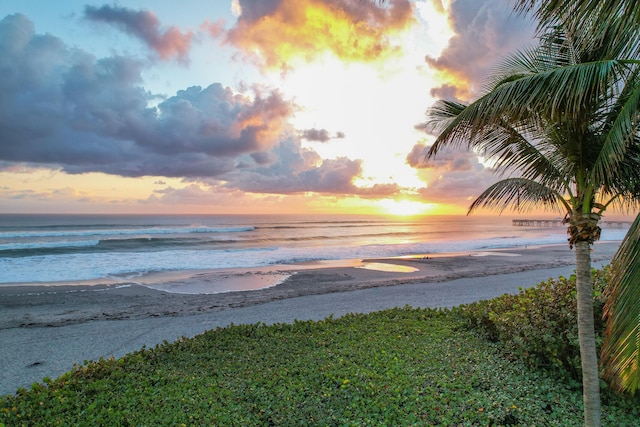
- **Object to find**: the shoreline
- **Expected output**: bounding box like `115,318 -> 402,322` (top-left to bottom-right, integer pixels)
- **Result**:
0,242 -> 619,330
0,241 -> 616,291
0,241 -> 621,395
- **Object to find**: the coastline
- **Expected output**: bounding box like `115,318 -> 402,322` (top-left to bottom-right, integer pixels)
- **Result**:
0,242 -> 619,330
0,241 -> 620,395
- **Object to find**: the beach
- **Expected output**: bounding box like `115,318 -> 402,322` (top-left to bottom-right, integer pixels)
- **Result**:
0,242 -> 620,396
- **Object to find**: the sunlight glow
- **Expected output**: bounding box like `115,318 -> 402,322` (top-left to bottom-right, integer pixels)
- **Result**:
379,198 -> 434,216
268,33 -> 437,205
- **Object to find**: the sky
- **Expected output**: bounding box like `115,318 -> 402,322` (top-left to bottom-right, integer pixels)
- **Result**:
0,0 -> 537,215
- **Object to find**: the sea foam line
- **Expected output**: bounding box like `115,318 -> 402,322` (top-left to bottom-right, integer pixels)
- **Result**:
0,240 -> 100,251
0,225 -> 255,239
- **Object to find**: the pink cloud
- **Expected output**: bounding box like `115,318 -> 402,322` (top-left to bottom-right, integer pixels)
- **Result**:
84,5 -> 194,63
426,0 -> 535,100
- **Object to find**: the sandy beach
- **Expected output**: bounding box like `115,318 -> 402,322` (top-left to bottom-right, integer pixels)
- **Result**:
0,242 -> 620,396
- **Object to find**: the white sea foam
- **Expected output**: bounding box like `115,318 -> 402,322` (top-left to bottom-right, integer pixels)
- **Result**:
0,240 -> 100,251
0,225 -> 255,239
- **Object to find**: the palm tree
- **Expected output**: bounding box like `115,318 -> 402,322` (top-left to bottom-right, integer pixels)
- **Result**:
514,0 -> 640,401
425,23 -> 640,427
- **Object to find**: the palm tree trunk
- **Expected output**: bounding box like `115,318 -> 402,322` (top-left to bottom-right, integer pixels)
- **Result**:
575,240 -> 601,427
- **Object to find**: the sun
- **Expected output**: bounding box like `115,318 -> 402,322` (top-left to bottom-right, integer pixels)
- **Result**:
379,199 -> 434,216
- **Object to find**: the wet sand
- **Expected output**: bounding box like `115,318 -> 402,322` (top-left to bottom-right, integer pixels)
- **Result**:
0,242 -> 620,395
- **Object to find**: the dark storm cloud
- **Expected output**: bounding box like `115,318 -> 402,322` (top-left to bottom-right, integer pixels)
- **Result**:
427,0 -> 535,99
0,13 -> 296,178
84,5 -> 194,62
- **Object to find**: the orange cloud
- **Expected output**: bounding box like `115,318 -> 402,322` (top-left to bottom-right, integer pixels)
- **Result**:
226,0 -> 414,70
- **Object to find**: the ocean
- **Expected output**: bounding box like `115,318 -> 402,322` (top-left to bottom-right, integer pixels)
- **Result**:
0,214 -> 629,285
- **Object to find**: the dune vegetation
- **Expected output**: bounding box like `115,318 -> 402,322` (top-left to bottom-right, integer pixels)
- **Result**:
1,270 -> 639,426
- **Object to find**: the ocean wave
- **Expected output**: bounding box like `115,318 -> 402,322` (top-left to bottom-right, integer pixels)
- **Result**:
255,221 -> 404,230
0,236 -> 240,258
0,239 -> 100,252
0,246 -> 281,283
0,225 -> 255,239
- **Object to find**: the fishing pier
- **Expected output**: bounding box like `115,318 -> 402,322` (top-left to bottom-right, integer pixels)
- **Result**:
512,219 -> 632,228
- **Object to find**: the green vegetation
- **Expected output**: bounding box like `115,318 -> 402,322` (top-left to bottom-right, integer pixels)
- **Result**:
458,268 -> 611,384
426,0 -> 640,422
1,273 -> 638,426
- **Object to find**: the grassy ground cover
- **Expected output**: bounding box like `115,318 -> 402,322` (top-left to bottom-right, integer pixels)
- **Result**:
1,304 -> 638,426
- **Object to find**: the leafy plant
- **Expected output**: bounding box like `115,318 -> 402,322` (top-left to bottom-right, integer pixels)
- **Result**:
457,268 -> 613,384
1,306 -> 638,426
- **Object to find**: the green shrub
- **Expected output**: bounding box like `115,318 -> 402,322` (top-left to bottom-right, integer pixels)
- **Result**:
457,268 -> 610,383
3,307 -> 638,426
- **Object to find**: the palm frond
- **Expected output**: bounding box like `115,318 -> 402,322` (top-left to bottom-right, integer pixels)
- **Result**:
426,102 -> 568,190
474,119 -> 568,187
434,62 -> 625,145
423,100 -> 467,135
425,99 -> 481,157
467,177 -> 568,215
500,60 -> 620,122
593,67 -> 640,187
426,92 -> 572,196
514,0 -> 640,47
602,213 -> 640,393
483,47 -> 543,94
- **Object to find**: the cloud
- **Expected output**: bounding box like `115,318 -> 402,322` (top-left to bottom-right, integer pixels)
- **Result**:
84,5 -> 194,62
407,143 -> 479,171
225,0 -> 414,70
0,13 -> 299,179
201,19 -> 225,38
301,128 -> 345,142
428,84 -> 460,102
0,13 -> 394,200
406,143 -> 429,169
148,184 -> 218,205
302,128 -> 331,142
225,138 -> 399,196
143,182 -> 291,212
427,0 -> 535,100
415,1 -> 535,207
1,186 -> 93,203
407,143 -> 497,205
